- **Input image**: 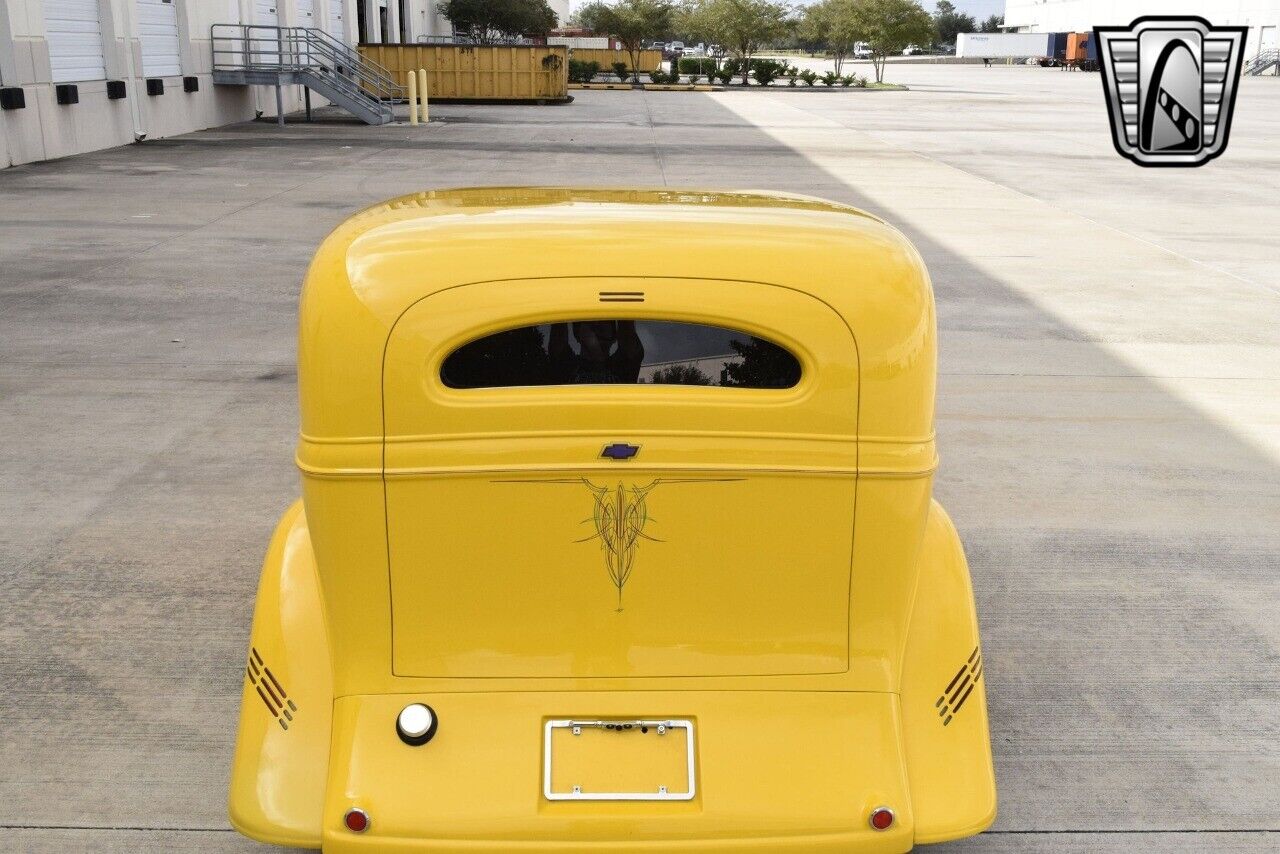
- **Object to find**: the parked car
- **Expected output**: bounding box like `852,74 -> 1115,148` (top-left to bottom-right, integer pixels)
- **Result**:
853,41 -> 873,58
902,44 -> 924,55
228,186 -> 997,853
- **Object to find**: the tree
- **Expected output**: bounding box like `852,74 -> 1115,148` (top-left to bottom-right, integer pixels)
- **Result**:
795,3 -> 826,55
684,0 -> 791,85
650,363 -> 713,384
440,0 -> 557,43
577,0 -> 674,81
799,0 -> 864,75
575,3 -> 613,36
931,0 -> 976,48
849,0 -> 933,83
979,14 -> 1003,33
722,337 -> 801,388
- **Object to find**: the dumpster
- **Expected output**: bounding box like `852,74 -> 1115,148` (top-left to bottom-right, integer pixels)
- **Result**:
570,48 -> 663,74
358,44 -> 570,102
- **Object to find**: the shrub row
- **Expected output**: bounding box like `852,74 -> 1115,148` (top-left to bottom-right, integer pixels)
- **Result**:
567,59 -> 601,83
677,57 -> 720,75
569,56 -> 868,87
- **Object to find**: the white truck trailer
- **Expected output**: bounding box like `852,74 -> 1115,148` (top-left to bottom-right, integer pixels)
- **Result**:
957,32 -> 1055,59
548,36 -> 612,49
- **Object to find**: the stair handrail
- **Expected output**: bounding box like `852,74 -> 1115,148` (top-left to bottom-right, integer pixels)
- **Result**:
212,23 -> 299,72
1246,48 -> 1279,74
297,27 -> 403,102
210,23 -> 404,103
304,26 -> 381,75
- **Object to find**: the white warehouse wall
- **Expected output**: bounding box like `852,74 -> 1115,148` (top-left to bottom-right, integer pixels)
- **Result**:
0,0 -> 364,167
358,0 -> 447,42
356,0 -> 568,44
0,0 -> 569,167
1003,0 -> 1280,58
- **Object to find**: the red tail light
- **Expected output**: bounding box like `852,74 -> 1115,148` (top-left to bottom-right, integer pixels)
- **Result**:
869,806 -> 895,831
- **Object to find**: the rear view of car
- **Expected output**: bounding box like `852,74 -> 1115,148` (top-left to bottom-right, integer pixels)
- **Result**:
229,187 -> 996,852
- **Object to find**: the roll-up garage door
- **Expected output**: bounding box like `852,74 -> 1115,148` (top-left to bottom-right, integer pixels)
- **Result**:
328,0 -> 346,41
253,0 -> 280,66
296,0 -> 317,27
43,0 -> 107,83
255,0 -> 279,27
137,0 -> 181,77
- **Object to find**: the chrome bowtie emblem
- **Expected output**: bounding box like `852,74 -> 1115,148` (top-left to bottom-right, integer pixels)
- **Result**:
1096,17 -> 1246,167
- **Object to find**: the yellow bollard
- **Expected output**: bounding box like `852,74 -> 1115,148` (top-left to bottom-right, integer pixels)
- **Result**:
407,69 -> 418,125
418,68 -> 429,123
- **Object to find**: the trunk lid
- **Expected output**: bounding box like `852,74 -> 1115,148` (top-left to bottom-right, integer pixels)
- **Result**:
382,278 -> 859,680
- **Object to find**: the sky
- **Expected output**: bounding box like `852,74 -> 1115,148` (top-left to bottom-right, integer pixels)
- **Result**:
922,0 -> 1006,18
568,0 -> 1008,19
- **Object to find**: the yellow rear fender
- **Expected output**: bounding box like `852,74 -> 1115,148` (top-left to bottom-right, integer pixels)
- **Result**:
900,501 -> 997,844
228,501 -> 333,849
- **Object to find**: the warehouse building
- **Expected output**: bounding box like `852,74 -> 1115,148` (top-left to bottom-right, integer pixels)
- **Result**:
0,0 -> 570,168
1004,0 -> 1280,59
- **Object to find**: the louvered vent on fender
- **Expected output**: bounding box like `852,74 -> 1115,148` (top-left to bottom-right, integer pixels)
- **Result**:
935,646 -> 983,727
245,647 -> 297,731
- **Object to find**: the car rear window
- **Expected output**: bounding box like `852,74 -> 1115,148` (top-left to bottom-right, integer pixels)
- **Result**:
441,320 -> 801,389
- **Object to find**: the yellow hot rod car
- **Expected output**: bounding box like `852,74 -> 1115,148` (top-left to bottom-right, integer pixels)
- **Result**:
229,187 -> 996,852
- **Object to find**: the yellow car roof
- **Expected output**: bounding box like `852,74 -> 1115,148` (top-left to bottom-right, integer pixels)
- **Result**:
298,187 -> 935,456
348,185 -> 887,224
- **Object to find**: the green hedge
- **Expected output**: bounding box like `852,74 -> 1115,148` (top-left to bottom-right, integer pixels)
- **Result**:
568,59 -> 601,83
677,56 -> 719,75
720,57 -> 791,85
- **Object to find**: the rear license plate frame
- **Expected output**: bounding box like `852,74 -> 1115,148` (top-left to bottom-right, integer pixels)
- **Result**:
542,718 -> 696,801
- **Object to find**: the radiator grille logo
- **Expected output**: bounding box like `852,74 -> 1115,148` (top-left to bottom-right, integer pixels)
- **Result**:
1096,17 -> 1246,167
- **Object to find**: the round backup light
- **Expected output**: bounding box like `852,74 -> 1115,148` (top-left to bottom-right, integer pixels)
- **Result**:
397,702 -> 439,746
869,806 -> 895,831
344,807 -> 370,833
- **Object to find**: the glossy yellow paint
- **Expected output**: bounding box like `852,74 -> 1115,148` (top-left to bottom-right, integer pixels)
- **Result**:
229,502 -> 332,848
230,188 -> 995,852
322,692 -> 914,853
902,502 -> 997,843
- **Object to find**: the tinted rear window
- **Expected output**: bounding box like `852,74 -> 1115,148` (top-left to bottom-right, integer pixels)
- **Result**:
441,320 -> 801,389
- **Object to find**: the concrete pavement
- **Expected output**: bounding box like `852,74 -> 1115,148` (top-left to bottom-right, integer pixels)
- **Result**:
1,65 -> 1277,852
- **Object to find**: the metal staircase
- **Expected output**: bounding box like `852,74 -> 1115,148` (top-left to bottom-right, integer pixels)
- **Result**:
1245,49 -> 1279,76
211,25 -> 402,125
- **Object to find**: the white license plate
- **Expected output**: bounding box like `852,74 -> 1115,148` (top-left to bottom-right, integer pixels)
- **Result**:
543,719 -> 696,801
